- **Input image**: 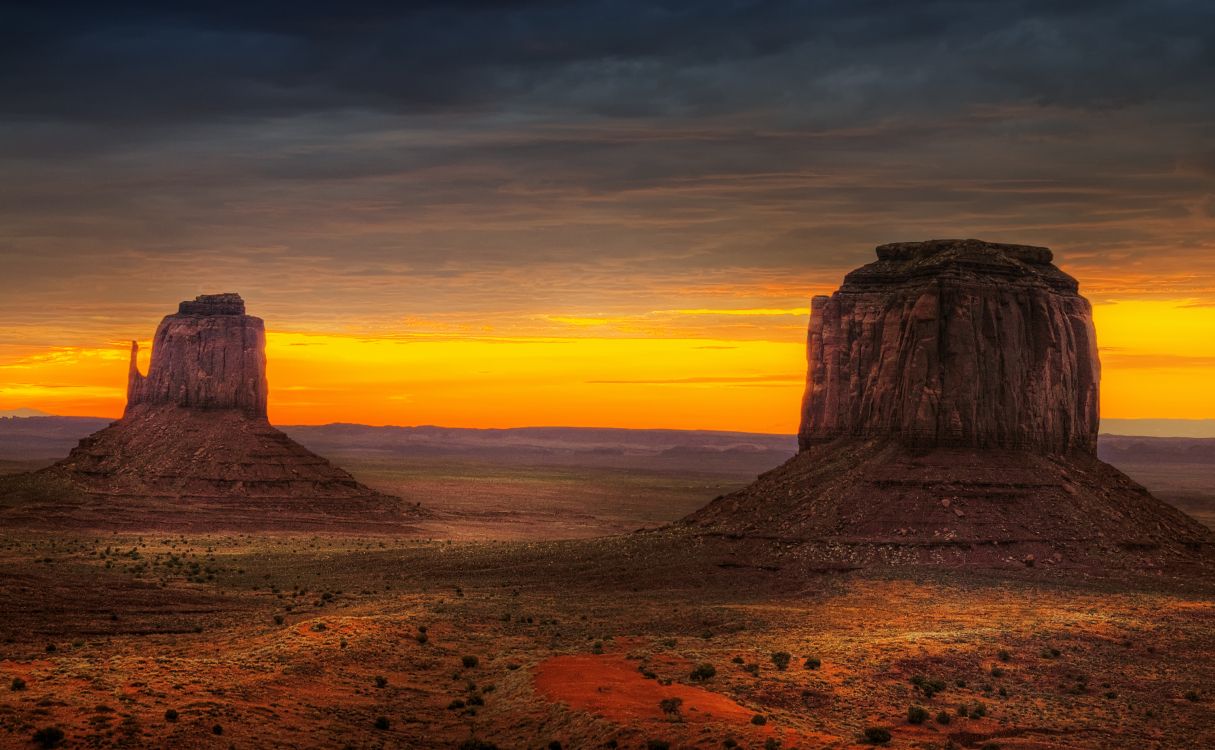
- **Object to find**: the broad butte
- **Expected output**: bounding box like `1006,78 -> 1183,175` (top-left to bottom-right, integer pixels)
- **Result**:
3,293 -> 421,531
685,240 -> 1212,573
800,239 -> 1098,454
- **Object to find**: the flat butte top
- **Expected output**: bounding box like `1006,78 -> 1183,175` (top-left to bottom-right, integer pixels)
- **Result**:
837,238 -> 1080,294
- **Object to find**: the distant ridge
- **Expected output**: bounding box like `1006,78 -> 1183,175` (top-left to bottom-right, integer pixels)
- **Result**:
1101,419 -> 1215,438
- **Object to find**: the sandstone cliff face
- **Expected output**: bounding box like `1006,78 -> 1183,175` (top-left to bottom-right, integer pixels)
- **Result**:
126,293 -> 267,418
798,240 -> 1100,455
685,239 -> 1210,571
14,292 -> 421,531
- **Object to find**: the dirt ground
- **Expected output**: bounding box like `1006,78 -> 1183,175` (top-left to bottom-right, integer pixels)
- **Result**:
0,530 -> 1211,750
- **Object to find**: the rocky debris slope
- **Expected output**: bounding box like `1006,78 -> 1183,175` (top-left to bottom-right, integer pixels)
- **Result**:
2,293 -> 421,531
685,240 -> 1211,573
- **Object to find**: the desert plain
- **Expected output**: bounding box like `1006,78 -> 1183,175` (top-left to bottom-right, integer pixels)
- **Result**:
0,424 -> 1211,750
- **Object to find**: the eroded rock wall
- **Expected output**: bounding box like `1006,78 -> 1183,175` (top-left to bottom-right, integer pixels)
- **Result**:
125,293 -> 268,418
798,240 -> 1100,455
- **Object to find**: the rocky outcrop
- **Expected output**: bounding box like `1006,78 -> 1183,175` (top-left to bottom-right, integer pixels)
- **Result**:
685,240 -> 1211,573
125,293 -> 267,418
7,293 -> 423,532
799,240 -> 1099,454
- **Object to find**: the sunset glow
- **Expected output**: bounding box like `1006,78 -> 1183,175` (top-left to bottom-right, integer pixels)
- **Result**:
2,299 -> 1211,431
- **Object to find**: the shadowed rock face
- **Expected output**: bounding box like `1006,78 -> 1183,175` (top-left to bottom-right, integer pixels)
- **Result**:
126,293 -> 267,418
799,239 -> 1100,455
686,240 -> 1210,572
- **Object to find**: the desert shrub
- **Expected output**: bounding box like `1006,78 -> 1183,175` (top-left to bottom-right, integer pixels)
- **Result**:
803,656 -> 821,670
10,677 -> 26,691
731,656 -> 744,664
273,615 -> 284,625
1040,647 -> 1061,659
659,697 -> 683,715
1104,690 -> 1118,699
448,699 -> 466,710
468,695 -> 485,707
374,716 -> 390,730
416,632 -> 429,645
750,714 -> 767,725
646,741 -> 670,750
990,666 -> 1005,678
690,663 -> 716,682
743,663 -> 759,676
164,709 -> 178,722
936,710 -> 951,724
45,644 -> 56,653
212,724 -> 223,735
863,727 -> 892,744
956,704 -> 969,717
907,705 -> 929,724
1184,690 -> 1200,702
910,674 -> 946,697
32,727 -> 64,748
998,649 -> 1011,661
592,641 -> 604,654
548,741 -> 562,750
723,740 -> 738,749
771,651 -> 791,670
375,675 -> 388,688
310,622 -> 326,632
970,702 -> 987,718
462,655 -> 479,669
764,739 -> 781,750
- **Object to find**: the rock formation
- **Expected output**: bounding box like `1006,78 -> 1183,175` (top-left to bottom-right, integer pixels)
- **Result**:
686,240 -> 1211,572
125,292 -> 267,417
7,294 -> 420,531
800,240 -> 1099,454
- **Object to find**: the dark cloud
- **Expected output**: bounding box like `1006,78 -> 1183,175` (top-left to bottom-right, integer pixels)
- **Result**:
0,0 -> 1213,344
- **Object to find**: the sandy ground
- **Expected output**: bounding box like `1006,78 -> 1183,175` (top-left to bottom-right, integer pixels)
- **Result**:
0,532 -> 1211,749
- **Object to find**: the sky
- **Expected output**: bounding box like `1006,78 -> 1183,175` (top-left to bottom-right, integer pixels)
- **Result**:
1,0 -> 1213,432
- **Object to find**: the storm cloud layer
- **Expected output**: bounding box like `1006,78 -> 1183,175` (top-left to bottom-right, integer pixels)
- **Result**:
1,0 -> 1213,344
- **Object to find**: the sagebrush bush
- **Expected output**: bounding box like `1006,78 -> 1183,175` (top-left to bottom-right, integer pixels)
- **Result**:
771,651 -> 791,670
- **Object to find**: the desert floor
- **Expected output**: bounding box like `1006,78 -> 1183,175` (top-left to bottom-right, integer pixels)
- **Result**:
0,454 -> 1212,749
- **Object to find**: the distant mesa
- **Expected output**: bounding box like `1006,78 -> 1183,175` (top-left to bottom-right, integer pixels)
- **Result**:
685,240 -> 1212,572
0,407 -> 54,418
2,293 -> 420,531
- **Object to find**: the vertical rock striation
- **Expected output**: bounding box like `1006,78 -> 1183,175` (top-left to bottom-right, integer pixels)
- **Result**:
798,240 -> 1099,454
125,293 -> 267,418
685,240 -> 1210,572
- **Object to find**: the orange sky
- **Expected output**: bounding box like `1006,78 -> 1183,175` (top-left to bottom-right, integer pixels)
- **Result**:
2,299 -> 1211,432
3,2 -> 1214,433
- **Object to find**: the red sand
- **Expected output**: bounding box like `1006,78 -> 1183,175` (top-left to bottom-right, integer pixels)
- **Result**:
534,653 -> 759,725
